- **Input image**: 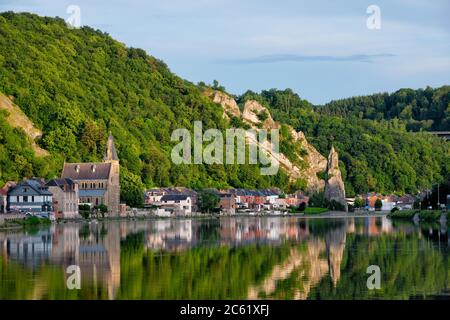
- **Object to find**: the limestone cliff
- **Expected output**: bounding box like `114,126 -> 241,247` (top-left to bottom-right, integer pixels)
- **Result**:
324,146 -> 347,209
0,93 -> 49,157
204,89 -> 336,193
242,100 -> 279,130
204,89 -> 241,119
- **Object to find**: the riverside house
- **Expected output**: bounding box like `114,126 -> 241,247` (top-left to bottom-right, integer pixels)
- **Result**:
145,187 -> 199,212
8,179 -> 53,215
144,189 -> 166,206
46,178 -> 80,219
160,194 -> 192,216
218,193 -> 236,214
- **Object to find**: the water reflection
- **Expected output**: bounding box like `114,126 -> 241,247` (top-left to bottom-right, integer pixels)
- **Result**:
0,216 -> 448,300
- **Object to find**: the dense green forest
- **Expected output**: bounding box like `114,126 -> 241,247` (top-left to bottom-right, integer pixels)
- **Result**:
318,87 -> 450,131
0,12 -> 448,201
0,12 -> 292,205
238,89 -> 449,196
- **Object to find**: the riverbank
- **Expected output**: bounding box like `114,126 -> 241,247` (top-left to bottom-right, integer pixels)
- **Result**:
388,210 -> 447,222
0,215 -> 52,230
1,210 -> 391,229
52,211 -> 388,225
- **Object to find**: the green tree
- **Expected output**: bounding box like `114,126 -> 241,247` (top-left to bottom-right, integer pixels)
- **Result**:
120,169 -> 144,208
375,198 -> 383,210
354,197 -> 365,208
198,191 -> 220,213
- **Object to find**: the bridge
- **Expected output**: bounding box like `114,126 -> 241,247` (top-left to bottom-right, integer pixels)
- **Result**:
428,131 -> 450,140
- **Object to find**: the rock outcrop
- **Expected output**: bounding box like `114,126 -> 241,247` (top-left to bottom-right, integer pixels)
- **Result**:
204,89 -> 241,119
324,146 -> 347,210
0,93 -> 49,157
242,100 -> 279,129
205,90 -> 330,192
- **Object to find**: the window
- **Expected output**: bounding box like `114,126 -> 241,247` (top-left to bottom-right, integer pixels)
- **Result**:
31,196 -> 34,202
23,196 -> 28,203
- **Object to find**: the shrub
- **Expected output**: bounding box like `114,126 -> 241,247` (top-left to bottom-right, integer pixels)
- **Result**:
375,199 -> 383,210
297,202 -> 306,212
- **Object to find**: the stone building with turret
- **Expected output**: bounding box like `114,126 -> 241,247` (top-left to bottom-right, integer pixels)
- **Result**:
61,133 -> 120,216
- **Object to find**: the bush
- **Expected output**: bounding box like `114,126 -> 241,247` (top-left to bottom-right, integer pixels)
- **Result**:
354,197 -> 365,208
391,207 -> 400,213
375,199 -> 383,210
388,209 -> 443,222
297,202 -> 306,212
329,200 -> 346,211
388,210 -> 417,219
419,210 -> 442,222
79,204 -> 91,211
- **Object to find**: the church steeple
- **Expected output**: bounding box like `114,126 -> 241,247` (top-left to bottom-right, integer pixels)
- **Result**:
104,132 -> 119,162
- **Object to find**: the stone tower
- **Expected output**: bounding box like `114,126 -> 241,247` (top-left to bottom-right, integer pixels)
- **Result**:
324,146 -> 347,211
104,133 -> 120,216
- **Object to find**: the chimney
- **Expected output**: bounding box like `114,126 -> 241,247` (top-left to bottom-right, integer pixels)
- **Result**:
92,164 -> 96,173
75,165 -> 80,173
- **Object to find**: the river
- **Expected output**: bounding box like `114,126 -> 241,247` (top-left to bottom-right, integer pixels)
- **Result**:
0,216 -> 448,299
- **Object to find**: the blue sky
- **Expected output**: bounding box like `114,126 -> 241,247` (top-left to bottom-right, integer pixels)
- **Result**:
1,0 -> 450,104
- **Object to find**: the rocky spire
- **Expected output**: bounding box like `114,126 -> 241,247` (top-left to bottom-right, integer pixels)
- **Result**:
324,146 -> 347,211
104,132 -> 119,162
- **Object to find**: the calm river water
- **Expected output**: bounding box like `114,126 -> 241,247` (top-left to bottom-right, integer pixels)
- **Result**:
0,216 -> 448,300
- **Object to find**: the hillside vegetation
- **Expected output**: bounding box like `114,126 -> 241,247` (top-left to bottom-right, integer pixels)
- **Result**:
0,12 -> 448,201
238,89 -> 449,196
318,87 -> 450,131
0,12 -> 294,204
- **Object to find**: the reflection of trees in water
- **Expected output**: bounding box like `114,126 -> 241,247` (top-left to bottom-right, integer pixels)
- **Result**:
308,233 -> 449,299
0,219 -> 448,299
247,221 -> 449,300
117,244 -> 292,299
248,224 -> 347,299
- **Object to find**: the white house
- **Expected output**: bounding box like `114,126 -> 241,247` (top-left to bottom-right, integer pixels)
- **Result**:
381,200 -> 396,212
160,194 -> 192,216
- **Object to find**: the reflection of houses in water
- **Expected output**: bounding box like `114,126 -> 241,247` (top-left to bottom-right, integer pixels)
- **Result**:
145,220 -> 193,251
351,216 -> 394,236
77,223 -> 121,300
0,230 -> 52,267
51,225 -> 79,266
0,223 -> 121,300
51,223 -> 122,300
220,217 -> 309,246
365,216 -> 393,235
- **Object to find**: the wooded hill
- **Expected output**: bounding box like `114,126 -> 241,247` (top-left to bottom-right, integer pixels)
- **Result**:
0,12 -> 448,203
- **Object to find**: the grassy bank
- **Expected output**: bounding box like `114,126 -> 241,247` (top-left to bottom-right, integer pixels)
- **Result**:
291,207 -> 329,215
388,210 -> 447,222
15,216 -> 51,226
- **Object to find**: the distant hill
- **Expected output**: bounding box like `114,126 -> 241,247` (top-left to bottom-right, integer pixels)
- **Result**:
0,12 -> 448,201
316,87 -> 450,131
